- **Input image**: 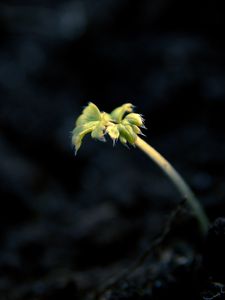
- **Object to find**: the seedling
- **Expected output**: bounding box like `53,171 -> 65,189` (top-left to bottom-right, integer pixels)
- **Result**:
72,102 -> 209,234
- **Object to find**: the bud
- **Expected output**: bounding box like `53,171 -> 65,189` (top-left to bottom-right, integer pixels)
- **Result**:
118,124 -> 137,145
124,113 -> 144,127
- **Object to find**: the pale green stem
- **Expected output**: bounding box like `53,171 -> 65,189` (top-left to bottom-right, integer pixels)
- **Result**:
135,136 -> 209,235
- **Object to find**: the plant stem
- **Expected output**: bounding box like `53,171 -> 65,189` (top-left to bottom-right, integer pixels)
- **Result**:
135,136 -> 209,235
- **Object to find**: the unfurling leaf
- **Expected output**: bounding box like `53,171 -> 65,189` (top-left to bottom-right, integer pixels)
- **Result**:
76,102 -> 102,127
72,122 -> 97,153
110,103 -> 133,123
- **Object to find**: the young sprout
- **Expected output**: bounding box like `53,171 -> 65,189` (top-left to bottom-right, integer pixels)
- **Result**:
72,102 -> 209,235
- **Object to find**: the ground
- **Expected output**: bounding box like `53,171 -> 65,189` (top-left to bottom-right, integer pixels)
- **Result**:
0,1 -> 225,299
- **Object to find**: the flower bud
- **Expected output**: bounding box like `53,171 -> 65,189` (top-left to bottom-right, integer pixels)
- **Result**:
124,113 -> 144,127
118,124 -> 137,145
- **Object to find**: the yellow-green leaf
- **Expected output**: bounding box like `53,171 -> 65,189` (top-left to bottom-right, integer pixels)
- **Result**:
76,102 -> 102,127
106,124 -> 120,140
91,122 -> 106,141
72,122 -> 97,153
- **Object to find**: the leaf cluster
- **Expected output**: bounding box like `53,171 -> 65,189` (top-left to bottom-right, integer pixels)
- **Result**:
72,102 -> 145,153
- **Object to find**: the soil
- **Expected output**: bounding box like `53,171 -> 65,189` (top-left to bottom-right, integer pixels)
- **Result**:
1,1 -> 225,299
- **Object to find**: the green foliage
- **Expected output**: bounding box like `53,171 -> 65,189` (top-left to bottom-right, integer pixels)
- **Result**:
72,102 -> 145,153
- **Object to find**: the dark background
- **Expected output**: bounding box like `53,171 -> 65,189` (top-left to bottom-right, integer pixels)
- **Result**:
0,1 -> 225,299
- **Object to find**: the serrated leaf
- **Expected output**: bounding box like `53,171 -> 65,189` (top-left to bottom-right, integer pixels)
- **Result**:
91,122 -> 106,141
76,102 -> 102,127
72,121 -> 97,153
106,124 -> 120,140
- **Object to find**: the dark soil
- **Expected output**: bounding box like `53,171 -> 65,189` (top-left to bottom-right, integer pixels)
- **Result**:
1,1 -> 225,299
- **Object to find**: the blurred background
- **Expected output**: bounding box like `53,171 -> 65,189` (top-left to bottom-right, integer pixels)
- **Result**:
0,1 -> 225,299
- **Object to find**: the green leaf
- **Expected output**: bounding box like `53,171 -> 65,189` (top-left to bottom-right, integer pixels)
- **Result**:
72,121 -> 97,153
106,124 -> 120,141
76,102 -> 102,127
91,122 -> 106,141
110,103 -> 133,123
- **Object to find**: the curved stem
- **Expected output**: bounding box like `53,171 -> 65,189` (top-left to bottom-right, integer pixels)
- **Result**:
135,136 -> 209,235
